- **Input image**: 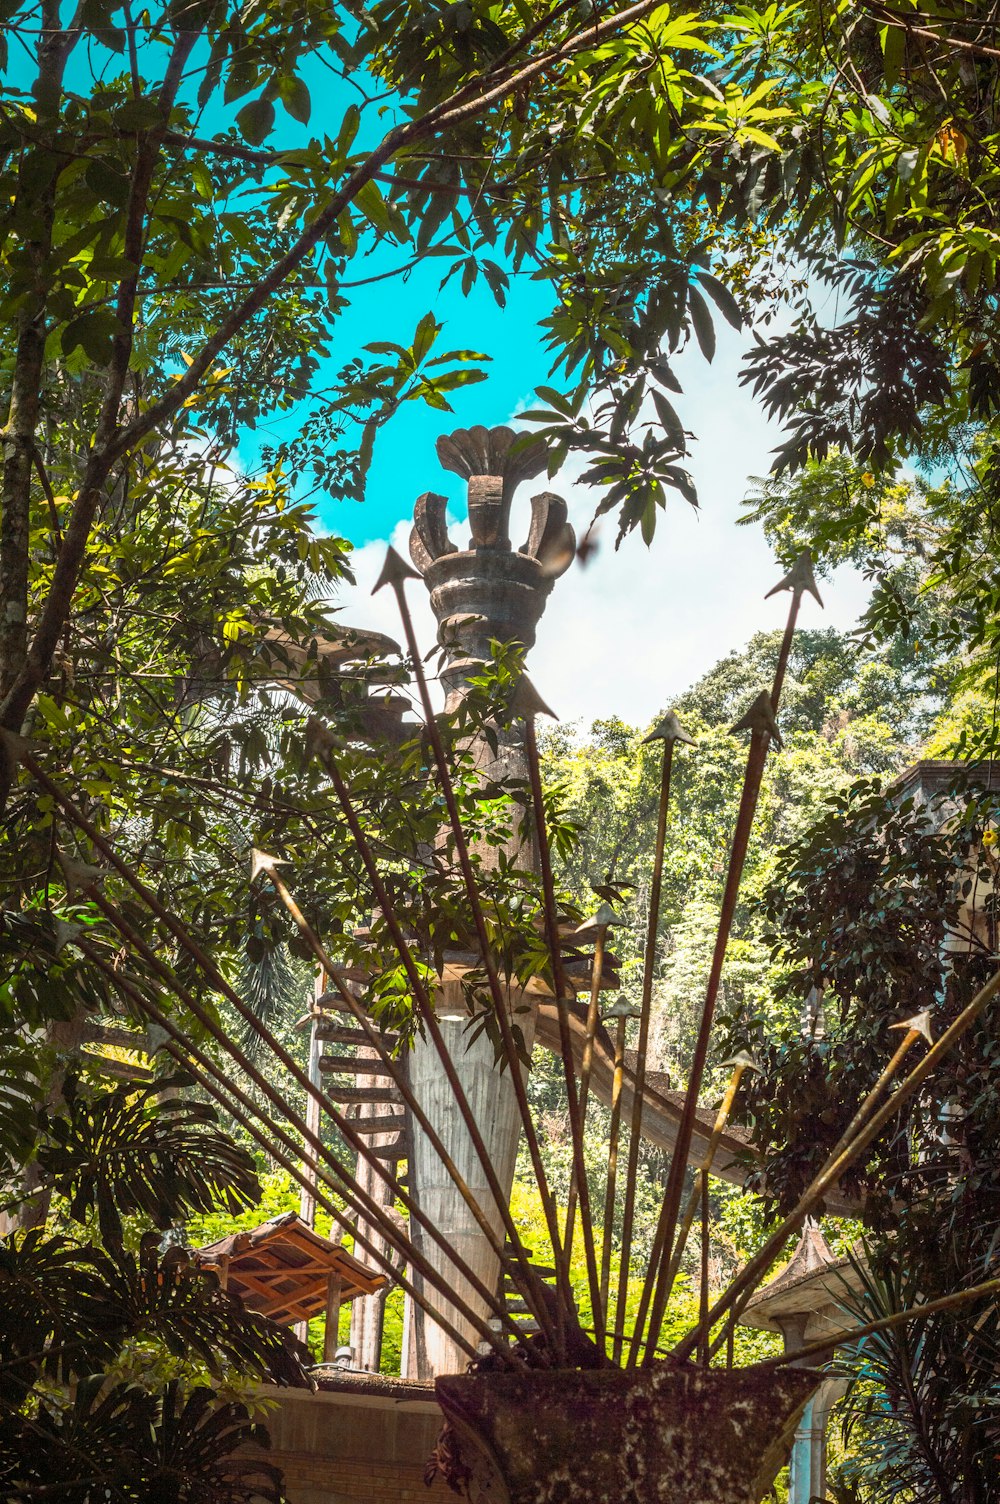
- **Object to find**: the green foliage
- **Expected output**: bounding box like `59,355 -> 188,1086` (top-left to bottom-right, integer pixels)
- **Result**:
525,623 -> 936,1368
726,771 -> 1000,1502
0,1070 -> 306,1499
727,775 -> 1000,1219
0,1377 -> 285,1504
541,625 -> 936,1084
37,1072 -> 261,1251
832,1253 -> 1000,1504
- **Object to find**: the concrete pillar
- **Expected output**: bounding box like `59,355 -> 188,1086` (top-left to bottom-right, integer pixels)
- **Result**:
774,1311 -> 847,1504
402,425 -> 574,1377
787,1379 -> 848,1504
405,984 -> 540,1377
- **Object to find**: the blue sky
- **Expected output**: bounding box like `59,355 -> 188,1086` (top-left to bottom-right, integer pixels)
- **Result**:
214,72 -> 873,728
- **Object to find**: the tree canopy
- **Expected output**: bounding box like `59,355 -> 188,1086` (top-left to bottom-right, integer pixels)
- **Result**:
6,2 -> 1000,1498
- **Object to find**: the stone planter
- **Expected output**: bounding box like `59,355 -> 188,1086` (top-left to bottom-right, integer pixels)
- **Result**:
434,1361 -> 820,1504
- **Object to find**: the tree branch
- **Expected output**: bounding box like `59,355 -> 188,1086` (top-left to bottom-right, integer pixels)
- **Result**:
0,0 -> 662,760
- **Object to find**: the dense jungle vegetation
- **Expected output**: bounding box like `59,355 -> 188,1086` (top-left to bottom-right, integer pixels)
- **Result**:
5,0 -> 1000,1499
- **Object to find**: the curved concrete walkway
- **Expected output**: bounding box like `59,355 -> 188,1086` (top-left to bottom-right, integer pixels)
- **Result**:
533,997 -> 857,1218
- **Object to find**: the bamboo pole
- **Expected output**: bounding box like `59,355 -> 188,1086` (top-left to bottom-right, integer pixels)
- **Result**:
77,940 -> 493,1363
77,908 -> 520,1360
297,970 -> 325,1233
524,709 -> 606,1343
633,557 -> 820,1366
693,1012 -> 936,1364
598,995 -> 638,1346
314,745 -> 559,1351
79,881 -> 517,1353
614,711 -> 692,1359
698,1172 -> 709,1366
564,905 -> 620,1280
654,1055 -> 757,1354
27,765 -> 528,1361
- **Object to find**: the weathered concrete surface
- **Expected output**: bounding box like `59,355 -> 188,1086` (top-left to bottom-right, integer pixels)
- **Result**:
403,425 -> 574,1378
406,980 -> 540,1378
244,1378 -> 451,1504
434,1362 -> 821,1504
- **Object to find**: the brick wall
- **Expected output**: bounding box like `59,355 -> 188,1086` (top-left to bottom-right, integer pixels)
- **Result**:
249,1380 -> 453,1504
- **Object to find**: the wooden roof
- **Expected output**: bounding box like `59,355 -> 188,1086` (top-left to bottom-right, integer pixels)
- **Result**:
194,1212 -> 386,1326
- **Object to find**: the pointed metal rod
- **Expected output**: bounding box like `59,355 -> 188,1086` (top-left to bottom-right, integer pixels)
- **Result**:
27,762 -> 527,1360
563,905 -> 620,1280
599,997 -> 636,1345
297,968 -> 326,1235
259,851 -> 546,1329
377,553 -> 572,1350
615,711 -> 692,1360
632,720 -> 774,1366
84,883 -> 510,1345
79,892 -> 523,1363
524,711 -> 606,1341
77,942 -> 490,1364
654,1054 -> 758,1334
695,1011 -> 935,1364
698,1171 -> 710,1366
633,560 -> 819,1367
315,739 -> 560,1351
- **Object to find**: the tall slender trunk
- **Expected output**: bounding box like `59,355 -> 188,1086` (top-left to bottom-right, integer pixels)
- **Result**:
0,25 -> 197,809
0,4 -> 81,806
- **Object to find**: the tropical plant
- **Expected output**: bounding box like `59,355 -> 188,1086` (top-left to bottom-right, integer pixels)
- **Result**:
724,773 -> 1000,1501
832,1252 -> 1000,1504
0,1071 -> 307,1501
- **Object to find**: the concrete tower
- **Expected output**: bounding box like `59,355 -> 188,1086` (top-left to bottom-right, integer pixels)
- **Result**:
402,425 -> 574,1377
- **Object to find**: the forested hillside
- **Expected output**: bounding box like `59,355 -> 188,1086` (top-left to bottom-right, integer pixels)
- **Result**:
542,609 -> 947,1092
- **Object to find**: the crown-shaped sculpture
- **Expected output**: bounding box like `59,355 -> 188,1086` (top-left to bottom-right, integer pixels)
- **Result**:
409,426 -> 575,701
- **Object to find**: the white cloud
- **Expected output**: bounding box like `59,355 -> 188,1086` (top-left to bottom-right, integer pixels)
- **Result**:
334,323 -> 873,730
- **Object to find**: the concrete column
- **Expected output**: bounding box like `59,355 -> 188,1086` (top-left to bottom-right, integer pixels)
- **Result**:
405,984 -> 540,1377
776,1312 -> 847,1504
787,1379 -> 848,1504
401,425 -> 574,1377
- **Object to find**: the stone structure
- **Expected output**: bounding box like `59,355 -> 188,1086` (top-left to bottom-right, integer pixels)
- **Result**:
246,1375 -> 451,1504
409,425 -> 574,708
740,1222 -> 859,1504
403,425 -> 575,1378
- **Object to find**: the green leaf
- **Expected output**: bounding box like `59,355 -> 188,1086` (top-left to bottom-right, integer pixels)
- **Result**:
61,310 -> 119,364
411,312 -> 440,366
84,157 -> 128,208
190,160 -> 214,201
236,97 -> 276,147
687,285 -> 716,363
534,385 -> 576,419
697,271 -> 743,330
482,259 -> 509,307
880,23 -> 904,88
278,74 -> 311,124
337,104 -> 361,156
355,179 -> 390,235
424,368 -> 487,393
652,389 -> 686,451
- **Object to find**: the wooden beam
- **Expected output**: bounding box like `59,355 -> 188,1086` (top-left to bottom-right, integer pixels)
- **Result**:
323,1270 -> 344,1362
